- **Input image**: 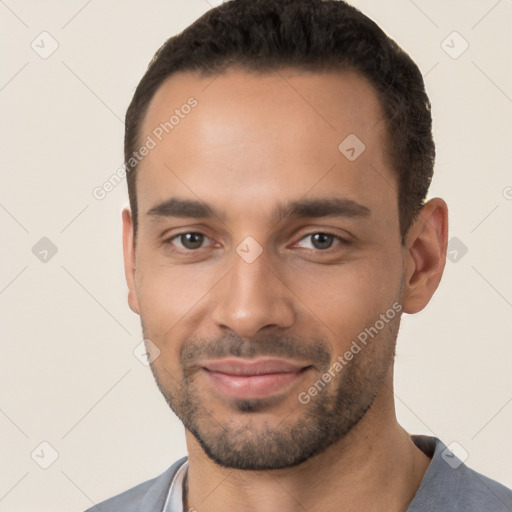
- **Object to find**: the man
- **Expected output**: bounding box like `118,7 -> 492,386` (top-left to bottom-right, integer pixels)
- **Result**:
87,0 -> 512,510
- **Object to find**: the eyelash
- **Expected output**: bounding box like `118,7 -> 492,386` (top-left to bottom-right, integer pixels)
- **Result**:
294,232 -> 348,250
164,231 -> 349,252
166,232 -> 213,251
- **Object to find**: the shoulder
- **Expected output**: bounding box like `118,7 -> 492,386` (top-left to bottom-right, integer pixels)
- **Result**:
449,462 -> 512,510
460,466 -> 512,510
83,456 -> 188,512
409,436 -> 512,511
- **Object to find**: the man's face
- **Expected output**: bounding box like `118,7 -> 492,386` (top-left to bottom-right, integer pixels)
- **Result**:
125,68 -> 407,470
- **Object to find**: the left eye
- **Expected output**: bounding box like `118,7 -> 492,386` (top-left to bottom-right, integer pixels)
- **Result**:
170,232 -> 209,250
296,233 -> 340,250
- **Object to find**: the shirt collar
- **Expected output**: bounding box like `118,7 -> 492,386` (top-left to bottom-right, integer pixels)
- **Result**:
161,459 -> 188,512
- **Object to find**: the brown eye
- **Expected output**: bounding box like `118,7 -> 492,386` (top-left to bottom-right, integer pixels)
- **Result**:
310,233 -> 334,249
296,232 -> 338,250
175,233 -> 205,250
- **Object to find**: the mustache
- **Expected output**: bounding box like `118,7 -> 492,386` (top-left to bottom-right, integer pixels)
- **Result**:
180,332 -> 332,371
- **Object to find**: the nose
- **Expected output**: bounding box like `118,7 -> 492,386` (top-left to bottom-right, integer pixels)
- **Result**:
210,249 -> 296,338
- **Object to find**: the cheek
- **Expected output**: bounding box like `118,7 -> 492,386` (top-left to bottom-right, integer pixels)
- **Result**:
134,252 -> 220,337
283,250 -> 403,339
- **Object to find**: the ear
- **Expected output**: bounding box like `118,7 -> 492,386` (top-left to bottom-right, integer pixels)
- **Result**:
122,208 -> 140,315
402,198 -> 449,314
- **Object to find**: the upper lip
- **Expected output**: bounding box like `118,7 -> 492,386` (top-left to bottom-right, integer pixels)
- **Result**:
201,358 -> 311,376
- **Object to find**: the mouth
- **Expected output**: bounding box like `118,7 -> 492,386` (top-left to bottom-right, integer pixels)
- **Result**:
200,358 -> 313,400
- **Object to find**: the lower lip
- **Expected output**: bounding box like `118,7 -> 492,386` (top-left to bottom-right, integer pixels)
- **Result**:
203,368 -> 309,400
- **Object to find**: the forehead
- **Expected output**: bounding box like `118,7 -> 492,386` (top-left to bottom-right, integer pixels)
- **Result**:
136,67 -> 396,222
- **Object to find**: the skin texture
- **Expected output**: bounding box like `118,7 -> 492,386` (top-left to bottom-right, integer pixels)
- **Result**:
122,68 -> 448,512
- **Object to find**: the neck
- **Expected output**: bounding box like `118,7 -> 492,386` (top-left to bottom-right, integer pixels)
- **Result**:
183,379 -> 431,512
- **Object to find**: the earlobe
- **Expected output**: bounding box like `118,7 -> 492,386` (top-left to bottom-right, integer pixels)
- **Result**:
402,198 -> 449,314
122,207 -> 140,315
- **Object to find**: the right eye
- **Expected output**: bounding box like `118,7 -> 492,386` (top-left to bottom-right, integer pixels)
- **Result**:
167,232 -> 210,250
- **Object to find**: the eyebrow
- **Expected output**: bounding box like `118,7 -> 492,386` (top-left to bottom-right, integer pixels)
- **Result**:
275,198 -> 371,219
146,197 -> 371,221
147,198 -> 214,219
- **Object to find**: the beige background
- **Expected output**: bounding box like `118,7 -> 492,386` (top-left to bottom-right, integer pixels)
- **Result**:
1,0 -> 511,510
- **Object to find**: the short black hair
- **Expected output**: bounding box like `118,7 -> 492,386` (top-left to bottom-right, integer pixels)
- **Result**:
125,0 -> 434,242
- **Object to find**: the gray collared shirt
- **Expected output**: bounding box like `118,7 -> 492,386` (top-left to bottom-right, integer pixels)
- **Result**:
87,436 -> 512,511
162,459 -> 188,512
